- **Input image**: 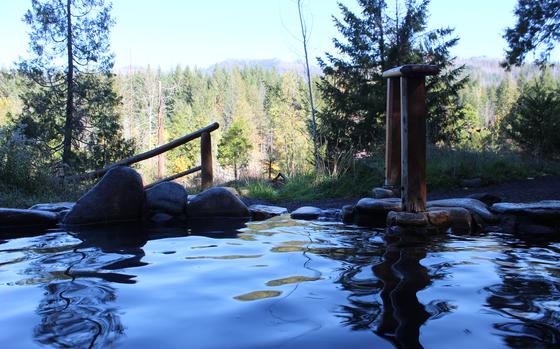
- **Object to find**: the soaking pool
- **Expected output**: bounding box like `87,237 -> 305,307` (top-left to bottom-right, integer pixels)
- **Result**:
0,216 -> 558,349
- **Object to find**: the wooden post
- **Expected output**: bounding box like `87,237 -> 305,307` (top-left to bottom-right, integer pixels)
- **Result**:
382,65 -> 438,213
200,131 -> 213,190
157,80 -> 165,179
384,77 -> 401,191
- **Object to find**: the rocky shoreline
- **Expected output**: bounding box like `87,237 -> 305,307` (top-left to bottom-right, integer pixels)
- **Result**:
0,166 -> 558,237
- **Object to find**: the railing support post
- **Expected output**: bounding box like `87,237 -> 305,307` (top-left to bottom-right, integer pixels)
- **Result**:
200,131 -> 213,190
382,65 -> 439,213
384,77 -> 401,192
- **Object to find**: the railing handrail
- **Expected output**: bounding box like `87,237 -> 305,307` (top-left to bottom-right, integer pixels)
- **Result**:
66,122 -> 219,182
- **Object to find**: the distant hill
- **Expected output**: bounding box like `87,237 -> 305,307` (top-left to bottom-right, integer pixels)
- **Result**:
456,56 -> 560,87
208,58 -> 322,76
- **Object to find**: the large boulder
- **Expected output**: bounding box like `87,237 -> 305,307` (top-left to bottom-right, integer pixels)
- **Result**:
0,208 -> 58,228
187,187 -> 250,218
29,202 -> 75,213
63,166 -> 145,225
427,198 -> 497,223
354,198 -> 401,227
490,200 -> 560,218
145,181 -> 188,215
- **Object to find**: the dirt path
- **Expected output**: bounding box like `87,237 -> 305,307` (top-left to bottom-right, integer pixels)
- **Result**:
242,175 -> 560,211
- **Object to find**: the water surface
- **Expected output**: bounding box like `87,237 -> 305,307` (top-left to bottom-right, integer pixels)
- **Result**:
0,216 -> 558,348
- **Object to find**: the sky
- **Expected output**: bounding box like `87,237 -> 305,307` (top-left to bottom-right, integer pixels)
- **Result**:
1,0 -> 550,70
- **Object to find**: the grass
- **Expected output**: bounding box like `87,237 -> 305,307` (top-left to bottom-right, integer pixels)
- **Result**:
0,181 -> 88,209
235,147 -> 560,203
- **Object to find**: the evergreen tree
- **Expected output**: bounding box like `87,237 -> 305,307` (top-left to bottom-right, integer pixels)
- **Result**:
18,0 -> 132,172
317,0 -> 467,168
502,72 -> 560,159
503,0 -> 560,68
218,119 -> 252,180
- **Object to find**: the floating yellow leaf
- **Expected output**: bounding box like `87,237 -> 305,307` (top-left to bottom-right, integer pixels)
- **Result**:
234,290 -> 282,301
266,276 -> 321,286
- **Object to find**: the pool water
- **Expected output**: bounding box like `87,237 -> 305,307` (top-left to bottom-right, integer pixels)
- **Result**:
0,216 -> 558,349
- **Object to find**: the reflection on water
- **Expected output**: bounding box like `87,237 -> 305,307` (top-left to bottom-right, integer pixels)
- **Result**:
0,218 -> 558,348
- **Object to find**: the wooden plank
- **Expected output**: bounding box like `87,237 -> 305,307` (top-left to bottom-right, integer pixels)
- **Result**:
384,77 -> 401,190
144,166 -> 202,190
200,131 -> 213,190
67,122 -> 219,181
382,64 -> 439,78
400,76 -> 427,212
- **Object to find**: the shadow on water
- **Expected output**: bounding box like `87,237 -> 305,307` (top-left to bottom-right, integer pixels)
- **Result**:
28,218 -> 248,349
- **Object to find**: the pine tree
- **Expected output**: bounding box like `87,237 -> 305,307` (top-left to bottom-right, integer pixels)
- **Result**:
503,0 -> 560,68
17,0 -> 132,172
218,119 -> 252,180
317,0 -> 467,168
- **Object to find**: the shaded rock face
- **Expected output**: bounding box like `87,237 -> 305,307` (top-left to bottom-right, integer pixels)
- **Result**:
372,187 -> 397,199
146,182 -> 188,215
249,205 -> 288,221
427,198 -> 497,223
290,206 -> 322,220
467,193 -> 502,206
387,211 -> 428,227
63,167 -> 145,225
354,198 -> 401,227
342,205 -> 355,224
491,200 -> 560,235
187,187 -> 250,218
29,202 -> 75,213
0,208 -> 58,228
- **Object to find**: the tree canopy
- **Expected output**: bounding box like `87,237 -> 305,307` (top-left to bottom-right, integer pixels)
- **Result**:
503,0 -> 560,68
316,0 -> 467,169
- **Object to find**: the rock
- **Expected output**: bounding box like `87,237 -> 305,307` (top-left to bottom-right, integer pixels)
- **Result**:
145,181 -> 188,215
516,223 -> 557,235
290,206 -> 322,220
372,187 -> 396,199
426,209 -> 449,226
427,198 -> 497,223
29,202 -> 75,213
0,208 -> 58,228
63,166 -> 145,225
354,198 -> 401,227
342,205 -> 355,224
428,206 -> 472,234
466,193 -> 502,206
249,204 -> 288,221
461,178 -> 482,188
150,212 -> 175,223
320,208 -> 342,221
490,200 -> 560,219
187,187 -> 250,218
222,187 -> 241,197
387,211 -> 428,227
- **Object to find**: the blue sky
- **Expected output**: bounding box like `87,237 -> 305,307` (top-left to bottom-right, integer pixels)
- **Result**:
1,0 -> 549,70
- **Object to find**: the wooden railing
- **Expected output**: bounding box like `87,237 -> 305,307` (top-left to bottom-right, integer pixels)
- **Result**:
68,122 -> 219,190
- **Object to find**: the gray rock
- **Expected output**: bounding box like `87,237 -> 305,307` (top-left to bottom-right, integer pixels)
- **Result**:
249,204 -> 288,221
516,223 -> 558,235
372,187 -> 396,199
354,198 -> 401,227
63,166 -> 145,225
427,198 -> 497,223
342,205 -> 355,224
387,211 -> 428,227
29,202 -> 75,213
490,200 -> 560,218
320,208 -> 342,221
290,206 -> 322,220
222,187 -> 241,197
466,193 -> 502,206
150,212 -> 175,223
146,181 -> 188,215
187,187 -> 250,218
0,208 -> 58,228
427,206 -> 473,233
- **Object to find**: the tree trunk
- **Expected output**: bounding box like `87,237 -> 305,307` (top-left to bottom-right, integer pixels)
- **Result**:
157,80 -> 165,178
298,0 -> 318,171
62,0 -> 74,170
